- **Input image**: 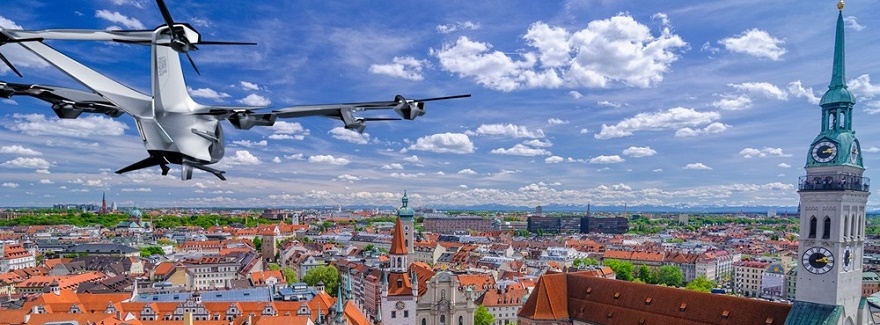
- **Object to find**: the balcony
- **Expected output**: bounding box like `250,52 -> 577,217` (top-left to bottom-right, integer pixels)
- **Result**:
798,175 -> 870,192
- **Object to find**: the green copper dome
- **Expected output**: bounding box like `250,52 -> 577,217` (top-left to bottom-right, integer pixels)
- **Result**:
397,191 -> 414,219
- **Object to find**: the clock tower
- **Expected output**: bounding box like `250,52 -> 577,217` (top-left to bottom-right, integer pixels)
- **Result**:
794,2 -> 870,324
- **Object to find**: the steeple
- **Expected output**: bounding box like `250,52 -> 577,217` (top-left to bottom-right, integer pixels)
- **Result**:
334,278 -> 345,324
388,217 -> 409,272
820,0 -> 855,107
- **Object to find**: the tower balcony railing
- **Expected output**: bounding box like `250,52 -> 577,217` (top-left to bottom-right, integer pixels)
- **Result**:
798,174 -> 870,192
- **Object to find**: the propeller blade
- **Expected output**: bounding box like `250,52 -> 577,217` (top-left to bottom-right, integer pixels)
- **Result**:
198,41 -> 257,46
0,53 -> 22,78
156,0 -> 177,29
413,94 -> 471,102
184,51 -> 200,76
3,37 -> 44,43
361,117 -> 402,121
113,39 -> 153,45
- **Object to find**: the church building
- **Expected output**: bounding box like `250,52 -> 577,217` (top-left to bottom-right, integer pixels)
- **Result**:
518,2 -> 874,325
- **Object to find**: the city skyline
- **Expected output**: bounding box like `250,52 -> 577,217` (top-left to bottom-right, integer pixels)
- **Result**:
2,0 -> 880,208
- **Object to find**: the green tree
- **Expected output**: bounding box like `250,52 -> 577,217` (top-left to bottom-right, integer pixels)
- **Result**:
653,265 -> 684,287
282,266 -> 298,283
474,305 -> 495,325
302,265 -> 340,297
363,244 -> 376,253
685,275 -> 716,293
267,263 -> 281,271
636,265 -> 653,283
253,236 -> 263,251
140,246 -> 165,257
603,259 -> 634,281
572,257 -> 599,268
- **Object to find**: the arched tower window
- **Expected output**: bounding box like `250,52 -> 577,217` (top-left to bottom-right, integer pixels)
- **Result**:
844,215 -> 850,237
809,217 -> 817,238
823,217 -> 832,239
458,315 -> 464,325
422,318 -> 427,325
851,214 -> 857,239
440,315 -> 446,325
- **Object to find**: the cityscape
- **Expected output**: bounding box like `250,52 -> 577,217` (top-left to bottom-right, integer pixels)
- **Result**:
1,0 -> 880,325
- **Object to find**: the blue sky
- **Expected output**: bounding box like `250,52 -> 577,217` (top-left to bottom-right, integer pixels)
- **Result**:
2,0 -> 880,209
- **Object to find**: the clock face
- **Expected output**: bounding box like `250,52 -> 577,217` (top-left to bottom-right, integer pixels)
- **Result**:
812,141 -> 838,163
396,301 -> 405,310
843,246 -> 852,271
802,246 -> 835,274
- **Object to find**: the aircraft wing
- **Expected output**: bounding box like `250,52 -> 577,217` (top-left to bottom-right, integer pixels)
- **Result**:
0,81 -> 125,119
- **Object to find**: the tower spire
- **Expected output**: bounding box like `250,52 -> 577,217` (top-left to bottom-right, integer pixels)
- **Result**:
820,0 -> 855,106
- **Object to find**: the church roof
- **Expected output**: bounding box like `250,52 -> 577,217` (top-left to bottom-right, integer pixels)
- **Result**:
388,217 -> 407,255
783,301 -> 842,325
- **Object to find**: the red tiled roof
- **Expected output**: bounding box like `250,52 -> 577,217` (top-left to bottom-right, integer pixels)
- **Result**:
389,217 -> 407,255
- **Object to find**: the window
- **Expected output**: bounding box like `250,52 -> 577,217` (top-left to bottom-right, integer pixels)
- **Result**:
422,318 -> 427,325
823,217 -> 832,239
809,217 -> 817,238
392,311 -> 396,318
404,310 -> 409,318
844,215 -> 849,237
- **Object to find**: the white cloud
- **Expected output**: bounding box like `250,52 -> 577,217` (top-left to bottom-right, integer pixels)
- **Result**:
284,153 -> 305,160
596,107 -> 720,139
739,147 -> 792,158
2,157 -> 50,169
187,87 -> 230,100
436,21 -> 480,34
684,163 -> 712,170
390,172 -> 425,178
547,118 -> 568,125
864,147 -> 880,153
95,10 -> 145,29
778,163 -> 791,168
467,124 -> 544,138
847,74 -> 880,98
226,150 -> 261,165
369,56 -> 429,81
308,155 -> 351,165
622,146 -> 656,157
269,121 -> 310,140
457,169 -> 477,175
121,188 -> 152,192
1,182 -> 18,188
433,14 -> 686,91
402,155 -> 420,163
0,145 -> 41,156
674,122 -> 729,137
844,16 -> 865,31
329,127 -> 370,144
406,133 -> 475,154
589,155 -> 625,164
579,128 -> 589,134
337,174 -> 361,182
7,114 -> 127,137
711,95 -> 752,110
272,156 -> 282,163
788,81 -> 820,105
238,94 -> 271,106
382,163 -> 404,170
35,169 -> 50,174
719,29 -> 786,60
569,91 -> 584,99
232,140 -> 267,148
490,144 -> 551,156
522,139 -> 553,148
729,82 -> 788,100
39,179 -> 54,184
240,81 -> 262,91
545,156 -> 564,163
597,100 -> 622,108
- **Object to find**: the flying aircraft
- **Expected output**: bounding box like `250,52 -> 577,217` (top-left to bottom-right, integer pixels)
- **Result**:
0,0 -> 469,181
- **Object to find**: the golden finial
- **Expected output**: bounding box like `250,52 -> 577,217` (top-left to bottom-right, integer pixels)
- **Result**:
838,0 -> 844,10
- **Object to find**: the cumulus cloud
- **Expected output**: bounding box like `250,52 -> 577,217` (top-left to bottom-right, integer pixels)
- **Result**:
240,81 -> 262,91
226,150 -> 261,165
308,155 -> 351,165
369,56 -> 429,81
402,155 -> 420,163
405,133 -> 475,154
232,140 -> 267,147
432,14 -> 686,91
622,146 -> 656,157
490,144 -> 551,156
596,107 -> 721,139
844,16 -> 865,31
684,163 -> 712,170
272,156 -> 282,163
788,81 -> 821,105
569,91 -> 584,99
95,10 -> 145,29
0,145 -> 41,156
467,124 -> 544,138
545,156 -> 564,163
719,29 -> 786,60
390,172 -> 425,178
522,139 -> 552,148
382,163 -> 404,170
187,87 -> 230,100
547,118 -> 568,125
597,100 -> 622,108
269,121 -> 310,140
1,182 -> 18,188
848,74 -> 880,98
457,169 -> 477,175
674,122 -> 729,137
589,155 -> 624,164
2,157 -> 50,169
436,21 -> 480,34
329,127 -> 370,144
337,174 -> 361,182
729,82 -> 788,100
238,94 -> 271,106
778,163 -> 791,168
739,147 -> 792,158
7,114 -> 127,137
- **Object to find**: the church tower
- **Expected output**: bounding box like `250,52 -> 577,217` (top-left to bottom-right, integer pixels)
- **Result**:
396,191 -> 415,257
794,2 -> 869,324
